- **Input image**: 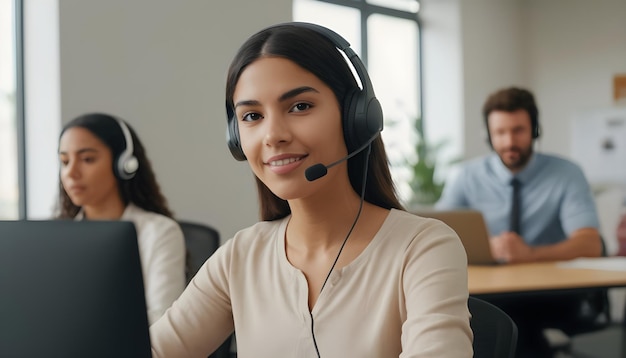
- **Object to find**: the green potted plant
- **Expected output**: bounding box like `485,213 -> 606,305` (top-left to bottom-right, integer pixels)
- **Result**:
406,117 -> 458,209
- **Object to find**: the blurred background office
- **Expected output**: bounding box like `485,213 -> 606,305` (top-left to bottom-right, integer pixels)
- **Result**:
2,0 -> 625,240
2,0 -> 625,356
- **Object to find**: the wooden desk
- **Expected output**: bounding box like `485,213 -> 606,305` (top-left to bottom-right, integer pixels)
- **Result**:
469,261 -> 626,357
469,261 -> 626,296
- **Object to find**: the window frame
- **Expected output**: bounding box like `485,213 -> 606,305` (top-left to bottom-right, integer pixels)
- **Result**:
1,0 -> 26,219
15,0 -> 26,218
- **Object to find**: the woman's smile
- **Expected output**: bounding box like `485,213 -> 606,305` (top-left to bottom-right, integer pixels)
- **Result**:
265,154 -> 307,174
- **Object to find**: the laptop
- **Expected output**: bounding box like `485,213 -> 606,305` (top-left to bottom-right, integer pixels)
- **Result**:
415,210 -> 499,265
0,220 -> 152,357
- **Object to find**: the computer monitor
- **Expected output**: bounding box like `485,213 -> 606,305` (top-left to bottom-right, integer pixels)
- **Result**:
0,220 -> 152,357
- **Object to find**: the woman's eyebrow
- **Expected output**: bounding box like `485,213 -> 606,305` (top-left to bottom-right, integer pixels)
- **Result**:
234,99 -> 259,110
58,148 -> 98,155
278,86 -> 319,102
234,86 -> 320,110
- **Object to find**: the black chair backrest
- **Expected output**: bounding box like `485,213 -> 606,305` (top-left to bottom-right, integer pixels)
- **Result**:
177,221 -> 232,358
469,296 -> 518,358
178,221 -> 221,283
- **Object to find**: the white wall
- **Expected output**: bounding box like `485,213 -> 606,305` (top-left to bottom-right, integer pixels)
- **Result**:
525,0 -> 626,157
26,0 -> 292,241
459,0 -> 527,159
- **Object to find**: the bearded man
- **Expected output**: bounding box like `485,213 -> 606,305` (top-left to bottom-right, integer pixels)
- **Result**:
436,86 -> 603,357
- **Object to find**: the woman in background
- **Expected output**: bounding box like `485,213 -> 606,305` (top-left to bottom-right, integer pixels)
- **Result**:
151,23 -> 472,357
57,112 -> 186,325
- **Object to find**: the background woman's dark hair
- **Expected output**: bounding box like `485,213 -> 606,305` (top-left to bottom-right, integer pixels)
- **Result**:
56,112 -> 175,219
226,24 -> 404,221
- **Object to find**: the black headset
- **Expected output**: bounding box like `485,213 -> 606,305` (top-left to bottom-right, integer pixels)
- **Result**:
531,115 -> 541,140
226,22 -> 383,161
114,118 -> 139,180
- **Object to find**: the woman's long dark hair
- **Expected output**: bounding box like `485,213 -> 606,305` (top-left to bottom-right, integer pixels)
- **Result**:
226,24 -> 404,221
56,113 -> 174,219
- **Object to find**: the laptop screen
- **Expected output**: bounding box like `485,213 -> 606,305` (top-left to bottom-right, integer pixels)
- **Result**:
414,210 -> 499,266
0,220 -> 152,357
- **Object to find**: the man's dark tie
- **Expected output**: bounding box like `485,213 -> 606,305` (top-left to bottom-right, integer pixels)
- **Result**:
510,178 -> 521,234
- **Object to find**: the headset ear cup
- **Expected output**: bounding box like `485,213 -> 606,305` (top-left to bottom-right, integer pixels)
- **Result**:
227,115 -> 247,161
124,156 -> 139,175
533,121 -> 541,139
342,89 -> 360,152
344,90 -> 383,152
115,153 -> 138,180
364,97 -> 383,139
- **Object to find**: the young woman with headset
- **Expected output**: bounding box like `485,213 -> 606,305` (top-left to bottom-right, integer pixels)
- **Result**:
56,112 -> 186,325
150,23 -> 472,357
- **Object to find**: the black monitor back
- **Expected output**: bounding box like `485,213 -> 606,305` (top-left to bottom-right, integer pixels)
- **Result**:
0,220 -> 152,358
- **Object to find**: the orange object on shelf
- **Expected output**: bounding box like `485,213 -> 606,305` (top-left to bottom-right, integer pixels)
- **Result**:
615,74 -> 626,103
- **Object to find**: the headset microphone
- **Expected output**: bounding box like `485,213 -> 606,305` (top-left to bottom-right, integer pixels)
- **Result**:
305,134 -> 378,182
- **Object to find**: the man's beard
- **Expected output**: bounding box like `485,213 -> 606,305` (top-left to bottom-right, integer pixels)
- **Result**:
497,145 -> 533,171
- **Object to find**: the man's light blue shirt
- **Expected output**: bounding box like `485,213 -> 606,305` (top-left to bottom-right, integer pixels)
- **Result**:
435,152 -> 599,246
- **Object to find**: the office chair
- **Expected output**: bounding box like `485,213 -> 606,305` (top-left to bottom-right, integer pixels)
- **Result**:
178,220 -> 232,358
179,220 -> 221,283
468,296 -> 518,358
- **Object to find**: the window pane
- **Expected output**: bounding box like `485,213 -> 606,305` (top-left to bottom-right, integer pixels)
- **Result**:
366,0 -> 420,13
368,14 -> 420,203
0,0 -> 18,219
293,0 -> 361,55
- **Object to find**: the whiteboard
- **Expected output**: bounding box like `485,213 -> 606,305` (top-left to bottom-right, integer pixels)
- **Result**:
571,106 -> 626,186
